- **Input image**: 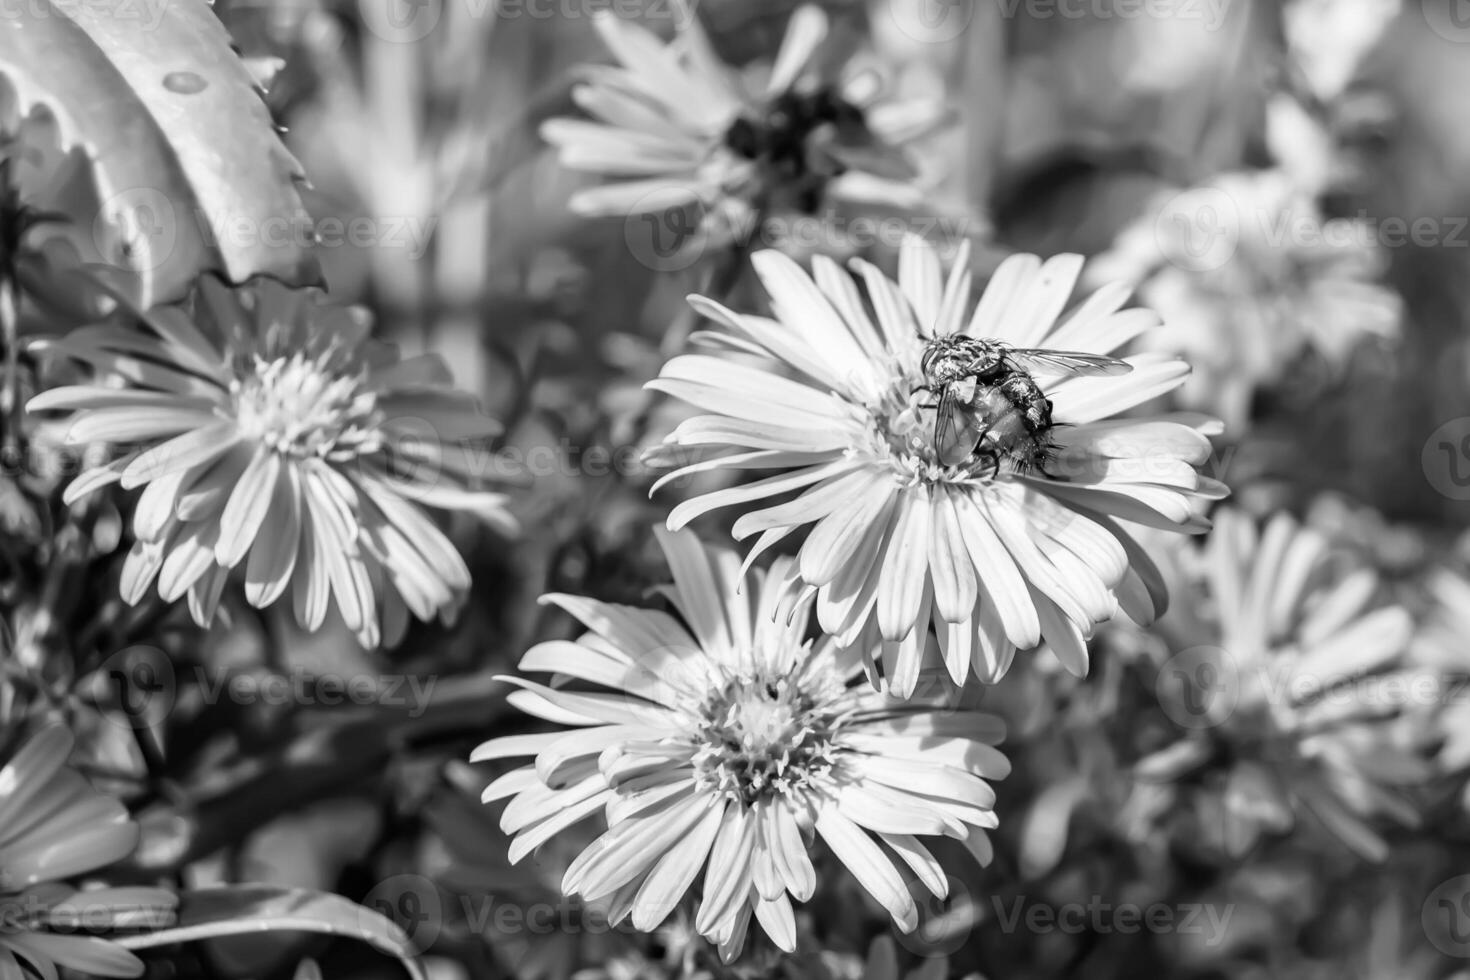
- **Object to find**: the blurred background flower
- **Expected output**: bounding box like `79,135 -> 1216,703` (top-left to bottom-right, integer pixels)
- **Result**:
1129,508 -> 1431,863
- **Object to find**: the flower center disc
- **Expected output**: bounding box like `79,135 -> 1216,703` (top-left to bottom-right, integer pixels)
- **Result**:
232,354 -> 383,460
692,674 -> 837,805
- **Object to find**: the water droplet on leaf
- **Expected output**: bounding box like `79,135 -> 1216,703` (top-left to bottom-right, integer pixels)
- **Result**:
162,71 -> 208,95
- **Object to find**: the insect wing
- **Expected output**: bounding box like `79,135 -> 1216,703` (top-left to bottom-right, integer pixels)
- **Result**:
933,385 -> 988,467
1006,349 -> 1133,377
933,385 -> 960,457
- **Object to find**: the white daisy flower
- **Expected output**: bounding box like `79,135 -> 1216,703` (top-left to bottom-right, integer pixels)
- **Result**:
648,236 -> 1225,693
1087,168 -> 1401,428
0,725 -> 178,978
26,276 -> 515,648
471,528 -> 1008,962
542,4 -> 945,240
1135,508 -> 1427,862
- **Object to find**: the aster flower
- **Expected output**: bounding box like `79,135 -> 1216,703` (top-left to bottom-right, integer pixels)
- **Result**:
1133,508 -> 1428,862
26,276 -> 514,648
647,236 -> 1224,693
1086,167 -> 1401,428
0,725 -> 178,978
471,528 -> 1008,962
542,4 -> 945,245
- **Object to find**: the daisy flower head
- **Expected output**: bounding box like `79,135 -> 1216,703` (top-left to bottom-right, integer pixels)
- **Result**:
0,725 -> 178,978
542,4 -> 945,265
27,276 -> 515,648
472,528 -> 1008,963
647,236 -> 1225,694
1135,508 -> 1427,862
1087,168 -> 1401,428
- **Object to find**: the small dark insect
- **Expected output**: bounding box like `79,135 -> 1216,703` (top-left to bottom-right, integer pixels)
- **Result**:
724,88 -> 910,212
916,335 -> 1131,472
725,88 -> 865,176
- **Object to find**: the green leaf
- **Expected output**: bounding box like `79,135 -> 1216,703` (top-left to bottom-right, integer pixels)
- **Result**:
0,0 -> 322,305
115,885 -> 427,980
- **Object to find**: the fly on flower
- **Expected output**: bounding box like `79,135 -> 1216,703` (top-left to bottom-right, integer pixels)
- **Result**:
915,335 -> 1131,472
26,275 -> 516,648
647,236 -> 1227,694
471,529 -> 1008,963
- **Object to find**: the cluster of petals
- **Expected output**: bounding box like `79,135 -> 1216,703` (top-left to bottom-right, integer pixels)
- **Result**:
473,528 -> 1008,960
650,237 -> 1225,692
